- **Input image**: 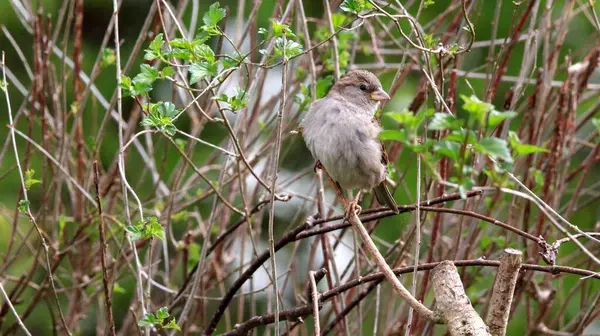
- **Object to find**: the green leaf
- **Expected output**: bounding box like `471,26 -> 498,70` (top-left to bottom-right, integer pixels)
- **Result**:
271,20 -> 295,37
150,33 -> 164,52
272,37 -> 303,60
508,131 -> 548,157
58,215 -> 67,233
434,140 -> 461,161
316,76 -> 333,99
189,61 -> 218,84
386,111 -> 420,129
100,48 -> 116,68
161,66 -> 176,78
24,169 -> 41,190
163,318 -> 181,331
157,102 -> 179,118
340,0 -> 374,14
18,200 -> 30,214
195,44 -> 215,62
488,110 -> 518,127
125,225 -> 143,241
143,217 -> 164,240
113,282 -> 126,294
203,2 -> 226,27
428,112 -> 462,131
593,117 -> 600,132
379,129 -> 408,142
138,313 -> 157,327
445,129 -> 477,144
475,137 -> 513,163
461,94 -> 493,125
156,307 -> 170,320
145,33 -> 164,60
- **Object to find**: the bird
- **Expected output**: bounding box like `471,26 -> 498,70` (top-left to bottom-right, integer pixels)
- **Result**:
301,69 -> 399,216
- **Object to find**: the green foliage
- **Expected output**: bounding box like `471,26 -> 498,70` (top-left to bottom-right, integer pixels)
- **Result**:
18,200 -> 30,214
475,137 -> 513,163
428,112 -> 463,131
508,132 -> 548,157
201,2 -> 226,35
24,169 -> 41,190
140,102 -> 180,136
100,48 -> 116,68
340,0 -> 374,14
213,88 -> 248,112
138,307 -> 180,331
189,61 -> 219,84
125,217 -> 164,241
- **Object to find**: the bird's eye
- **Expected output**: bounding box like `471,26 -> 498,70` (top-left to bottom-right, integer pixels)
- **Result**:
359,84 -> 367,91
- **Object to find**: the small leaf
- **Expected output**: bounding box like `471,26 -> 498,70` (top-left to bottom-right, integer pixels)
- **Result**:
476,137 -> 513,163
133,64 -> 160,86
189,61 -> 218,84
156,307 -> 170,320
271,20 -> 295,37
161,66 -> 176,78
24,169 -> 41,190
273,37 -> 303,60
138,313 -> 157,327
100,48 -> 116,68
434,140 -> 460,161
340,0 -> 374,14
461,94 -> 493,125
488,110 -> 518,127
113,283 -> 126,294
157,102 -> 179,118
163,318 -> 181,331
203,2 -> 226,27
428,112 -> 462,131
445,129 -> 477,144
386,111 -> 420,129
379,130 -> 408,142
508,131 -> 548,157
18,200 -> 30,214
195,44 -> 215,62
125,225 -> 142,241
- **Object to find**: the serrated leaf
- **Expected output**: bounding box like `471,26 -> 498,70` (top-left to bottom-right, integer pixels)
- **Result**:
156,307 -> 170,320
428,112 -> 462,130
195,44 -> 215,62
25,169 -> 41,190
157,102 -> 179,118
203,2 -> 226,27
189,61 -> 218,84
476,137 -> 513,163
273,37 -> 303,60
134,64 -> 160,86
163,318 -> 181,331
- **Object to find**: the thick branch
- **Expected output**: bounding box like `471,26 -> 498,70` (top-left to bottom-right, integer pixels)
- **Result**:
485,249 -> 523,336
432,261 -> 490,336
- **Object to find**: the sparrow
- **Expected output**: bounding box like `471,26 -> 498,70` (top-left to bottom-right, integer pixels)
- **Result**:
301,69 -> 399,215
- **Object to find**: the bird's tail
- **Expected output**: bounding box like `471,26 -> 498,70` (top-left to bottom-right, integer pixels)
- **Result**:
373,182 -> 399,213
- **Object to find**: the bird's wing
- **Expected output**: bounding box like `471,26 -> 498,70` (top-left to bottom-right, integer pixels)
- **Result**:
380,140 -> 389,165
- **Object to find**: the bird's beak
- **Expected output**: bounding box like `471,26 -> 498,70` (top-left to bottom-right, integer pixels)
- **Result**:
370,88 -> 391,101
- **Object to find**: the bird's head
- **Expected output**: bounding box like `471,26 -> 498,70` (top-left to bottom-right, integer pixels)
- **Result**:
329,69 -> 390,110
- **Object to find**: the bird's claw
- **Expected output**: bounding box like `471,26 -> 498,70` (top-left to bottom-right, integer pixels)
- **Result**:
313,160 -> 323,173
344,200 -> 362,220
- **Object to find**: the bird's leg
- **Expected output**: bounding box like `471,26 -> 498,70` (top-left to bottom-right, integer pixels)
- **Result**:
313,160 -> 323,172
344,190 -> 362,220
